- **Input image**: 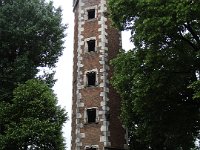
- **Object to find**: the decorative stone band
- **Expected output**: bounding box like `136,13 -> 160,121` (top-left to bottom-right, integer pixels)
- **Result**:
74,0 -> 85,149
98,0 -> 111,147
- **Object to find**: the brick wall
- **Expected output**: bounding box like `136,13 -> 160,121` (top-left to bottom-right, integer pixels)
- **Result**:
71,4 -> 79,150
71,0 -> 127,149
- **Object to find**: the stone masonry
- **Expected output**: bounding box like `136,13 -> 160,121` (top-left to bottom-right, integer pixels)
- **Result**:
71,0 -> 128,149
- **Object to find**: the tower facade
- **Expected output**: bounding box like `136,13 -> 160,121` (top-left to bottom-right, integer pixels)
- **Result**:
71,0 -> 127,149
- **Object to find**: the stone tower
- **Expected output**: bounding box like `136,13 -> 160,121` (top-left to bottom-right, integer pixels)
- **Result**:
71,0 -> 127,149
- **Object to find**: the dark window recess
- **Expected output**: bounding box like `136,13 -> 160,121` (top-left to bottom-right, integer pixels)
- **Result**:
88,9 -> 95,19
87,108 -> 96,123
87,72 -> 96,86
86,148 -> 97,150
87,40 -> 95,52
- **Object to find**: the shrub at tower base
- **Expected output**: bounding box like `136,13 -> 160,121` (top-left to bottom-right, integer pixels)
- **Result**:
109,0 -> 200,150
0,0 -> 68,149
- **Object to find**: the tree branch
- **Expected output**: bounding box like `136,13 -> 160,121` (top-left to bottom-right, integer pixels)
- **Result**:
178,30 -> 198,52
184,22 -> 200,50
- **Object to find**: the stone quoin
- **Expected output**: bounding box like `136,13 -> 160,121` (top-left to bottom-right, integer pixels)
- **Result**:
71,0 -> 128,149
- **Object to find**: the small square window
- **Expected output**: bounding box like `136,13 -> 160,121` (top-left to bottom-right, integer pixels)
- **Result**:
85,145 -> 99,150
87,108 -> 96,123
87,72 -> 96,86
88,9 -> 95,19
87,40 -> 95,52
86,148 -> 97,150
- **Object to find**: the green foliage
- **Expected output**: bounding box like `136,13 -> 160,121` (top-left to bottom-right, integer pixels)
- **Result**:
0,0 -> 66,99
109,0 -> 200,149
111,49 -> 200,150
0,0 -> 67,149
189,80 -> 200,99
0,79 -> 68,150
109,0 -> 200,50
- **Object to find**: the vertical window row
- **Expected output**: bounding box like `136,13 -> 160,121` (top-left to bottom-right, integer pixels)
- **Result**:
82,5 -> 100,150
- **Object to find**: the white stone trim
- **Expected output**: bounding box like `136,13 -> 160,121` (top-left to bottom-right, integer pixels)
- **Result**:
98,0 -> 110,147
77,102 -> 84,108
78,133 -> 86,138
84,5 -> 98,21
73,0 -> 125,149
83,68 -> 99,87
85,145 -> 99,149
74,0 -> 85,149
84,107 -> 99,124
84,37 -> 97,53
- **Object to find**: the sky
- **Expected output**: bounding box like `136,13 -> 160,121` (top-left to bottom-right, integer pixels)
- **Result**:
52,0 -> 73,149
51,0 -> 133,149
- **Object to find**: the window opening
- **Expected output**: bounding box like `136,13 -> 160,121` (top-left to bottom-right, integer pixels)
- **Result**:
87,72 -> 96,86
88,9 -> 95,19
87,40 -> 95,52
86,148 -> 97,150
87,108 -> 96,123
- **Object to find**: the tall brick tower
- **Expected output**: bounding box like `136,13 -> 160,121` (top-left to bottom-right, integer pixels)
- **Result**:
71,0 -> 127,149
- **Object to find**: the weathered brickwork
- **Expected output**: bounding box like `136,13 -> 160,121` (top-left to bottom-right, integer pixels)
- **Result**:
71,0 -> 127,149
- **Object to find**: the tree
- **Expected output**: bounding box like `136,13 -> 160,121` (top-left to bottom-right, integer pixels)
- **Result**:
0,0 -> 67,149
0,0 -> 66,100
0,79 -> 68,150
108,0 -> 200,149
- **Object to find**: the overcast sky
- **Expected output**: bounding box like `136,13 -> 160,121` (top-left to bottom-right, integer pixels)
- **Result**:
52,0 -> 73,149
51,0 -> 133,149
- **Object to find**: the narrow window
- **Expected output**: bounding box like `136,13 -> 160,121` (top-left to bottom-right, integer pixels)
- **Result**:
87,72 -> 96,86
85,145 -> 98,150
88,9 -> 95,19
87,40 -> 95,52
87,108 -> 96,123
86,148 -> 97,150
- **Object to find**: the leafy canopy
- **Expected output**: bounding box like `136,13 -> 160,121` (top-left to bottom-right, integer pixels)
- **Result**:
0,79 -> 68,150
109,0 -> 200,149
0,0 -> 66,99
0,0 -> 67,149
